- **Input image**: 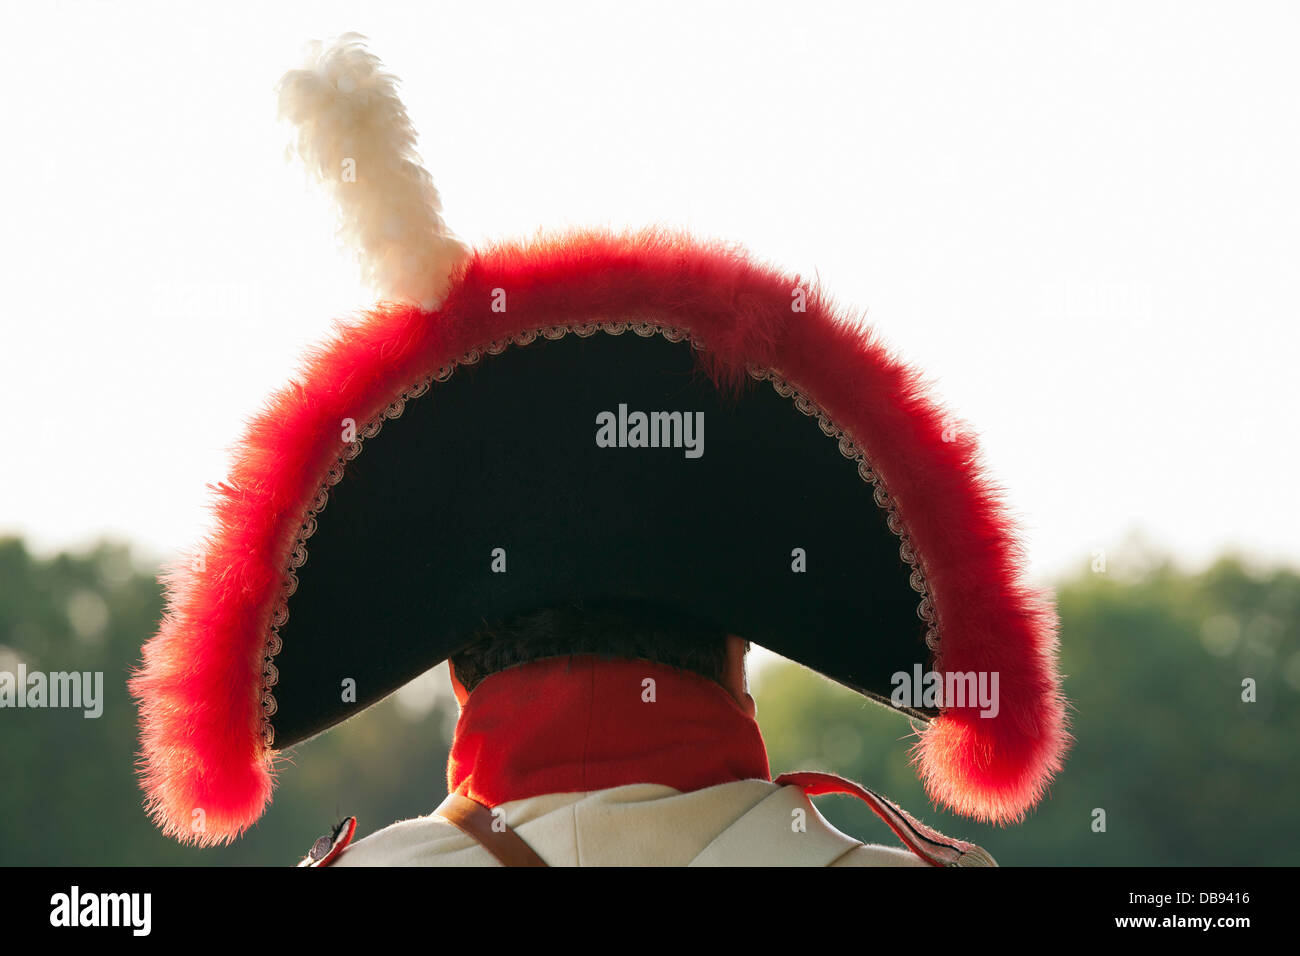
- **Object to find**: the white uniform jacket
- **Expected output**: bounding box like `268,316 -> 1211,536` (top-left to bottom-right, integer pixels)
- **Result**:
331,779 -> 953,867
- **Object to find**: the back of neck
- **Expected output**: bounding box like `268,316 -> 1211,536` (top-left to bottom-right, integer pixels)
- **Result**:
447,655 -> 771,806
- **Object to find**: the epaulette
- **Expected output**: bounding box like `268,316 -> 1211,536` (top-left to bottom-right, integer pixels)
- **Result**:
296,816 -> 357,867
776,772 -> 997,867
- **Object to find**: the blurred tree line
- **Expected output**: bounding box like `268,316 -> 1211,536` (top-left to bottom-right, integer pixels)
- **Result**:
0,535 -> 1295,865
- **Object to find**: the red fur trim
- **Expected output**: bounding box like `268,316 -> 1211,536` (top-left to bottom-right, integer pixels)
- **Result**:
130,228 -> 1068,845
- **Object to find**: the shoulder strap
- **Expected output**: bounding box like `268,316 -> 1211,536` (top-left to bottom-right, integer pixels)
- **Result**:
433,792 -> 549,867
775,771 -> 996,867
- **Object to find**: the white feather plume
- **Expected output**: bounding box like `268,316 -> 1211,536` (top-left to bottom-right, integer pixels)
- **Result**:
277,33 -> 468,309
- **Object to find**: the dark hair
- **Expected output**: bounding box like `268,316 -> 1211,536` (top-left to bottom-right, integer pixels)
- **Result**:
449,601 -> 736,694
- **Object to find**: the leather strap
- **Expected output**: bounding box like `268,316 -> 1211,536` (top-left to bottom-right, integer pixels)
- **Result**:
775,771 -> 996,866
434,792 -> 549,867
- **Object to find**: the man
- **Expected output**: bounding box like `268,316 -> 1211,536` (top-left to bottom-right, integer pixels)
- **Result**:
327,605 -> 940,866
130,35 -> 1067,866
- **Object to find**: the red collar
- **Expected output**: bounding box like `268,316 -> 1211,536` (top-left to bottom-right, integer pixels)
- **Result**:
447,655 -> 771,806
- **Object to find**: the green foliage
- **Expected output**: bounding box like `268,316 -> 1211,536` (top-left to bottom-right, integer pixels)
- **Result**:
0,536 -> 1294,864
755,553 -> 1300,865
0,537 -> 456,865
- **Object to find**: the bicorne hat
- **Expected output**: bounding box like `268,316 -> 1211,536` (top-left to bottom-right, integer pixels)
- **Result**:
130,34 -> 1067,845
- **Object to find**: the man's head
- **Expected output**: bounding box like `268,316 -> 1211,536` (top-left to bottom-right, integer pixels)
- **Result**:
447,603 -> 754,716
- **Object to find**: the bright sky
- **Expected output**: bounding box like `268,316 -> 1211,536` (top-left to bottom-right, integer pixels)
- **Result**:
2,0 -> 1297,583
